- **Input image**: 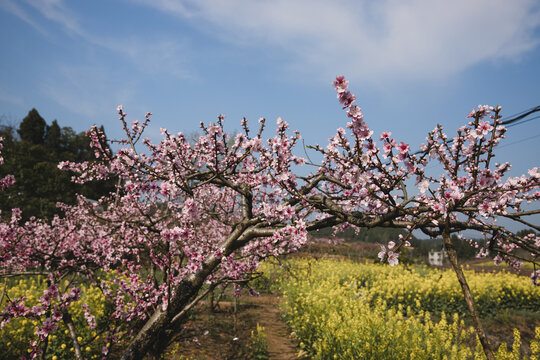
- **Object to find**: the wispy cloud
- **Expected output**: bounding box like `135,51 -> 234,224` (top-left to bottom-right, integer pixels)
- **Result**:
3,0 -> 194,80
24,0 -> 83,36
90,37 -> 196,80
40,65 -> 135,119
134,0 -> 540,83
0,88 -> 23,106
1,0 -> 196,117
0,0 -> 48,35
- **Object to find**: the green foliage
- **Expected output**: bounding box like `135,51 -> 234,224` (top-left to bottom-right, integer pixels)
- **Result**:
410,235 -> 480,260
309,226 -> 412,243
17,108 -> 46,144
0,110 -> 115,220
45,120 -> 62,149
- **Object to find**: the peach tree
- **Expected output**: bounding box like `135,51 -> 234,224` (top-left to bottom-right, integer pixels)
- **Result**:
0,77 -> 538,360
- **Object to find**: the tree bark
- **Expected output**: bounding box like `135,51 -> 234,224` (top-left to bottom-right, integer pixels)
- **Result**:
120,270 -> 206,360
442,230 -> 495,360
62,308 -> 84,360
119,215 -> 316,359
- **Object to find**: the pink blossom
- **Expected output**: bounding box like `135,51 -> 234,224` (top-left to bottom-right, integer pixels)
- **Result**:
338,91 -> 356,109
397,142 -> 410,155
379,131 -> 391,140
36,318 -> 57,339
466,104 -> 490,119
432,202 -> 446,215
418,180 -> 430,194
387,251 -> 399,266
383,141 -> 393,156
377,245 -> 386,261
347,105 -> 363,120
0,175 -> 14,190
531,270 -> 540,286
333,76 -> 348,93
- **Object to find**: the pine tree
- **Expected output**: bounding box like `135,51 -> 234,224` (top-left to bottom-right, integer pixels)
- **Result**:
17,108 -> 47,144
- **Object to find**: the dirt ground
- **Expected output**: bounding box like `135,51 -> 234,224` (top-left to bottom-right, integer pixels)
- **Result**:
162,295 -> 301,360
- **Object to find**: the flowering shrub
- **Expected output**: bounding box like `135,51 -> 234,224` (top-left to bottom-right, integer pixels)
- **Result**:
0,108 -> 314,359
287,76 -> 539,360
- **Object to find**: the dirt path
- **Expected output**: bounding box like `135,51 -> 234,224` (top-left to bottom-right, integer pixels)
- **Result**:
243,295 -> 299,360
165,294 -> 300,359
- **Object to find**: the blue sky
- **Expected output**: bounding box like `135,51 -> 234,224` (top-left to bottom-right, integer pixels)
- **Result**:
1,0 -> 539,178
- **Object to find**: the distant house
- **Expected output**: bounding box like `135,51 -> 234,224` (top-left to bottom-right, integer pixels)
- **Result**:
428,249 -> 447,266
81,196 -> 104,212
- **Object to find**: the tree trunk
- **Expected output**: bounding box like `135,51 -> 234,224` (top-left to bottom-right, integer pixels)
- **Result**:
62,308 -> 84,360
442,230 -> 495,360
119,219 -> 271,359
120,273 -> 205,360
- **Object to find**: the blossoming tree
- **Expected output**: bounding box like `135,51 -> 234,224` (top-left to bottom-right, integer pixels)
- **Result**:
0,77 -> 538,360
0,110 -> 338,359
286,76 -> 539,360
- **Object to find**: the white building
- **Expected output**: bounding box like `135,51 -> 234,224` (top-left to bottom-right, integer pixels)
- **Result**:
428,250 -> 446,266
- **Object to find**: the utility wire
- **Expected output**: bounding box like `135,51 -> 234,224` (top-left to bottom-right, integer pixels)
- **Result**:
411,105 -> 540,156
499,105 -> 540,127
506,115 -> 540,128
498,133 -> 540,149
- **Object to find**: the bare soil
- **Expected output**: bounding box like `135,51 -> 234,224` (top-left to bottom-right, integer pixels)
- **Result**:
162,295 -> 300,360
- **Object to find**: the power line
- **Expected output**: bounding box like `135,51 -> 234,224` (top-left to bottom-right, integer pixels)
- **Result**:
506,115 -> 540,128
423,132 -> 540,171
499,105 -> 540,127
411,104 -> 540,164
498,133 -> 540,149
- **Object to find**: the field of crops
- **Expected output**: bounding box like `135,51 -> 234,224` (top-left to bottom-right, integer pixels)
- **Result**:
0,275 -> 114,359
258,258 -> 540,360
3,259 -> 540,359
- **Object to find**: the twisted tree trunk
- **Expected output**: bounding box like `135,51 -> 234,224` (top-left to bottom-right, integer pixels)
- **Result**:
120,256 -> 216,360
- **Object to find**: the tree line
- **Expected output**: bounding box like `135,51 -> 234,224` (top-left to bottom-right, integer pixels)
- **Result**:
0,108 -> 115,220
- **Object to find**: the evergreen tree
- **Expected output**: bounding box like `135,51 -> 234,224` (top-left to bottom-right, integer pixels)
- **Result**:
45,119 -> 61,150
17,108 -> 46,144
0,109 -> 115,220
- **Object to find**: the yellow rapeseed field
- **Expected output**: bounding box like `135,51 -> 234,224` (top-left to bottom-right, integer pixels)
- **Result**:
258,258 -> 540,360
0,275 -> 110,359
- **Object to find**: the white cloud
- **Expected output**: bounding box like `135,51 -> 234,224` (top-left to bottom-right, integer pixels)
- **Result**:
0,88 -> 23,106
3,0 -> 194,80
24,0 -> 83,36
0,0 -> 48,35
40,65 -> 134,119
90,37 -> 195,80
134,0 -> 540,83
